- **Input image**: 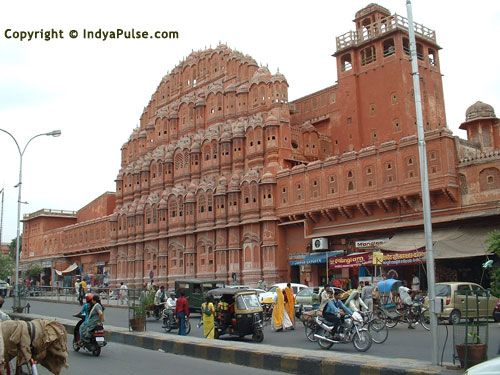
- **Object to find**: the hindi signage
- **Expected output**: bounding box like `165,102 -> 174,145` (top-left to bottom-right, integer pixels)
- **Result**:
328,250 -> 424,269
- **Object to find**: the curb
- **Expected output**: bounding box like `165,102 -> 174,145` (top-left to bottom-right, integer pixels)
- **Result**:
10,312 -> 455,375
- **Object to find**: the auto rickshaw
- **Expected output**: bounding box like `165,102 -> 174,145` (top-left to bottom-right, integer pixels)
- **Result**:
206,288 -> 264,342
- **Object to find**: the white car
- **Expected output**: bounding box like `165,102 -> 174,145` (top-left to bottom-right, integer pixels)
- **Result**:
259,283 -> 308,303
464,356 -> 500,375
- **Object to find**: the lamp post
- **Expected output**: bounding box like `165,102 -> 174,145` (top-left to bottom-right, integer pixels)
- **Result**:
406,0 -> 439,365
0,128 -> 61,310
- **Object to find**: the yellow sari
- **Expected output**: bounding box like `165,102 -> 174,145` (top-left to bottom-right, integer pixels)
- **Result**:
272,288 -> 285,330
284,287 -> 295,325
201,302 -> 215,339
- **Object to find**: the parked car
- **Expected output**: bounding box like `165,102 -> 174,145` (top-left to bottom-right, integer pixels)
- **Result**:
0,280 -> 10,298
259,283 -> 308,304
428,282 -> 498,324
464,356 -> 500,375
494,299 -> 500,322
295,286 -> 345,312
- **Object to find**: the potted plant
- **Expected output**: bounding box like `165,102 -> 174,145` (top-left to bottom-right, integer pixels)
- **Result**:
129,304 -> 146,331
455,331 -> 487,368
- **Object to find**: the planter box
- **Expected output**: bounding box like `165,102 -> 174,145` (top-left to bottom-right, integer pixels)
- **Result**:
456,343 -> 487,368
129,317 -> 146,332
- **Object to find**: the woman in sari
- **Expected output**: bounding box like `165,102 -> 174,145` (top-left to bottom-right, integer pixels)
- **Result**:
201,296 -> 216,339
283,283 -> 295,328
272,288 -> 292,332
80,294 -> 104,344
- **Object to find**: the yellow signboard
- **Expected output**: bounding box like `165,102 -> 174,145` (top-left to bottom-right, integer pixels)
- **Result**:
372,251 -> 384,265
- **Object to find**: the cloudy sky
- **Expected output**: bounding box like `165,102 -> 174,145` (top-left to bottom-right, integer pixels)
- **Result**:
0,0 -> 499,243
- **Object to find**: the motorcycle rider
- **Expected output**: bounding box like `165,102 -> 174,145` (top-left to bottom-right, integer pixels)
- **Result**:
162,291 -> 177,328
322,289 -> 353,339
80,294 -> 105,344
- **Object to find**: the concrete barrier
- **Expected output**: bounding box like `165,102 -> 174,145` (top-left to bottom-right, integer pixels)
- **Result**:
10,312 -> 454,375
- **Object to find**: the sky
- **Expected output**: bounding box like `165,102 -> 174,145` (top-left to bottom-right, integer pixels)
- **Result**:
0,0 -> 499,244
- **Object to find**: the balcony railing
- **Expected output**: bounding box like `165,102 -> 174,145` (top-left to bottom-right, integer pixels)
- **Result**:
336,13 -> 436,52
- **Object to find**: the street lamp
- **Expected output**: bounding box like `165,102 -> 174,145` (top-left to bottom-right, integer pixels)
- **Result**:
0,128 -> 61,310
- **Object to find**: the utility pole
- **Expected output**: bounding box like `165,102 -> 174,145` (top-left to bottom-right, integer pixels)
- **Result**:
0,187 -> 4,246
406,0 -> 439,365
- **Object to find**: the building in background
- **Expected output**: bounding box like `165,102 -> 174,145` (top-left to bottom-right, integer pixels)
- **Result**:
20,4 -> 500,289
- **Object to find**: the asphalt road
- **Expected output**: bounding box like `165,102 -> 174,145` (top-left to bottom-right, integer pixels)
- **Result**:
6,298 -> 500,365
34,340 -> 287,375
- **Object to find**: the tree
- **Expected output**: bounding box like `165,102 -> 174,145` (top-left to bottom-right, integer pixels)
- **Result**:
0,253 -> 14,281
8,235 -> 22,260
486,230 -> 500,296
26,264 -> 43,279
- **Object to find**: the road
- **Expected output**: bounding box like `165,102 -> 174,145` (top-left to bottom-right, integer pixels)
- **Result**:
6,298 -> 500,365
35,341 -> 286,375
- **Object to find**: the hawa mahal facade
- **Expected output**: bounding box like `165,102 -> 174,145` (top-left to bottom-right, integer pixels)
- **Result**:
21,4 -> 500,288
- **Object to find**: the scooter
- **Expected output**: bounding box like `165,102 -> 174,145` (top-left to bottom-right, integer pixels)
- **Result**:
72,313 -> 107,356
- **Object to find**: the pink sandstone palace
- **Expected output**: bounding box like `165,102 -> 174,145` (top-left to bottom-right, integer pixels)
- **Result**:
21,4 -> 500,289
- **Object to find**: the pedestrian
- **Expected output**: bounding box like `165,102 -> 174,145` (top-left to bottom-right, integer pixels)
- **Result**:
283,283 -> 295,329
0,296 -> 11,321
175,291 -> 190,336
154,285 -> 165,316
272,288 -> 292,332
78,282 -> 84,306
361,281 -> 374,312
358,281 -> 364,292
74,278 -> 81,297
201,295 -> 216,339
119,282 -> 128,304
411,274 -> 420,292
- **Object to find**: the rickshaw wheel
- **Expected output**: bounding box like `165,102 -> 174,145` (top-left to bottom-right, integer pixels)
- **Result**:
252,330 -> 264,343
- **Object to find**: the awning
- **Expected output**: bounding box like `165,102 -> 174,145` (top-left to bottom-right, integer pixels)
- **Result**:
290,251 -> 344,266
379,225 -> 498,259
55,262 -> 79,276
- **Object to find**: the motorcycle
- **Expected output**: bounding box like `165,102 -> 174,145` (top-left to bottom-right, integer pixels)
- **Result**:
162,308 -> 191,334
313,311 -> 372,352
72,313 -> 107,356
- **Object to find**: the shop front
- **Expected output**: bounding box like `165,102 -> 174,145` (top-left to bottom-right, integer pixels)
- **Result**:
289,250 -> 344,286
328,250 -> 426,289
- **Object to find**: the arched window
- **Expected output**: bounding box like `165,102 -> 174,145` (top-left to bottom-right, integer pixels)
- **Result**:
479,167 -> 500,191
428,48 -> 437,66
341,54 -> 352,71
383,38 -> 395,57
361,45 -> 376,66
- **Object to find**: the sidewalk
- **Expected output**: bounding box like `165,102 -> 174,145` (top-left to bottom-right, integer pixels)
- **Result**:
10,311 -> 458,375
21,295 -> 129,309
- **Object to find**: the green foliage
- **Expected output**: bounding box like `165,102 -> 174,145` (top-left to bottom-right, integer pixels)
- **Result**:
8,236 -> 21,259
0,254 -> 14,280
25,263 -> 43,278
467,331 -> 481,345
486,231 -> 500,296
486,230 -> 500,255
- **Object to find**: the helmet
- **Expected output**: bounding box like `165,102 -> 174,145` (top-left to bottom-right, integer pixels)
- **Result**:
85,293 -> 93,302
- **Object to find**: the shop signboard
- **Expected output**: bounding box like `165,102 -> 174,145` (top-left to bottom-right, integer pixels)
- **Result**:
355,238 -> 389,249
328,249 -> 424,269
382,250 -> 425,266
372,251 -> 384,265
329,252 -> 372,268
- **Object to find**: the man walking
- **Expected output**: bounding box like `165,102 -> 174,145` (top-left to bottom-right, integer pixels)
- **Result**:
175,291 -> 190,335
119,282 -> 128,304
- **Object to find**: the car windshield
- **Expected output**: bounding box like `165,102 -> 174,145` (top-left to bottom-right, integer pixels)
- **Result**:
268,286 -> 278,293
435,284 -> 451,297
236,294 -> 261,309
298,288 -> 313,297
